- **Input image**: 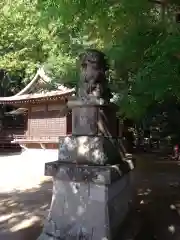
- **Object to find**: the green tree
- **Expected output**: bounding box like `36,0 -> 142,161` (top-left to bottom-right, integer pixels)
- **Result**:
37,0 -> 180,120
1,0 -> 180,122
0,0 -> 51,89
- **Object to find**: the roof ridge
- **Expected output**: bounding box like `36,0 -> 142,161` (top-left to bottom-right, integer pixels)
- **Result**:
14,67 -> 74,96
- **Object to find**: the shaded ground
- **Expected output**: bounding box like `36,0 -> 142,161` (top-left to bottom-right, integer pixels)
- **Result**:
121,153 -> 180,240
0,150 -> 180,239
0,180 -> 52,240
0,150 -> 54,240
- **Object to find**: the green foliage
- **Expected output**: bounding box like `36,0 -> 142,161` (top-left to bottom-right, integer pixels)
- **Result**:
0,0 -> 50,86
1,0 -> 180,120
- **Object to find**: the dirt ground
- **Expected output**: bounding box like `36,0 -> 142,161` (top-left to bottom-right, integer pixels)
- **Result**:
0,151 -> 53,240
0,151 -> 180,239
126,153 -> 180,240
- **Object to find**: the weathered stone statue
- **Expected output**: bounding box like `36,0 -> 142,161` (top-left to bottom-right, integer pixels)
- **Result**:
58,49 -> 128,166
78,49 -> 112,101
37,49 -> 134,240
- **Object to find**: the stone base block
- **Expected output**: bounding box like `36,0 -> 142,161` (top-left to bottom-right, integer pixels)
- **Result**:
58,136 -> 129,165
37,164 -> 134,240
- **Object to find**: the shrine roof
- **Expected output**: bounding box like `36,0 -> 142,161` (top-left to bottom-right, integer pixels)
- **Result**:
0,67 -> 75,104
5,108 -> 28,115
0,89 -> 74,104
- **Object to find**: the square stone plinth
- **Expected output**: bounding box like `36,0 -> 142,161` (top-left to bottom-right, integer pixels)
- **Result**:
37,163 -> 134,240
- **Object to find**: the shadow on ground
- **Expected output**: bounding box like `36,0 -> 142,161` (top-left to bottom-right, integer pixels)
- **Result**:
0,179 -> 52,240
120,154 -> 180,240
1,153 -> 180,240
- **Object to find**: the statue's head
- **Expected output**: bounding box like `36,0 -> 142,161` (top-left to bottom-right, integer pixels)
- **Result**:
79,49 -> 109,72
78,49 -> 112,101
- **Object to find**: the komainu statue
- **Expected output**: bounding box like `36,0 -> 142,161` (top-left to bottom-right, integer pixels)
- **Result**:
58,49 -> 129,166
37,49 -> 134,240
78,49 -> 112,102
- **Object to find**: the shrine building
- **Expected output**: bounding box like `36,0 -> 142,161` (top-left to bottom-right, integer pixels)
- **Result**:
0,68 -> 75,150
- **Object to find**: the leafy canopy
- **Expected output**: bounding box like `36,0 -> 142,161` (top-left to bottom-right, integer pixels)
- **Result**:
1,0 -> 180,120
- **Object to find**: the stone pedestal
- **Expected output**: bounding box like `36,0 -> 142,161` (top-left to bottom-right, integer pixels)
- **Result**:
68,98 -> 119,138
58,135 -> 131,166
37,49 -> 135,240
37,162 -> 134,240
